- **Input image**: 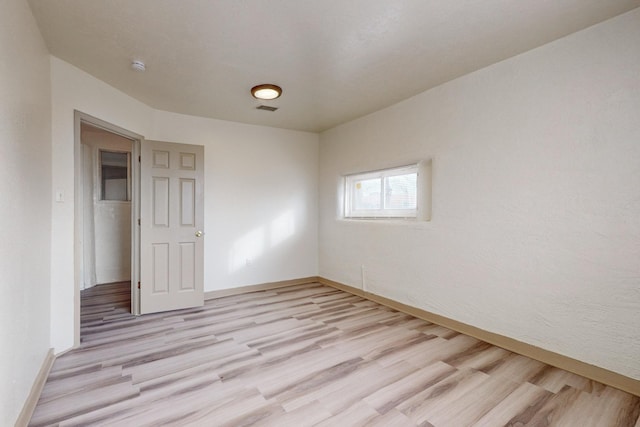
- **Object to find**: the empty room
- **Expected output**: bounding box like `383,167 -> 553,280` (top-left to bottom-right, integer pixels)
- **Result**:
2,0 -> 639,426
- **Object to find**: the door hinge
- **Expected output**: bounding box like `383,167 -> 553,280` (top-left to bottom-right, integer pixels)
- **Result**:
138,155 -> 141,163
138,281 -> 141,289
138,218 -> 141,226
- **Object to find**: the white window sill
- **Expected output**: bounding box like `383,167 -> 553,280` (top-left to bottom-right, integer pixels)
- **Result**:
337,217 -> 431,228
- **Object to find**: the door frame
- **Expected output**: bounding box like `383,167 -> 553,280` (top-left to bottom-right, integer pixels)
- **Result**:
73,111 -> 143,347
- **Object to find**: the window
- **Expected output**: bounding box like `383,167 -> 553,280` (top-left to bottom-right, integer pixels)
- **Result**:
100,150 -> 130,201
345,164 -> 418,218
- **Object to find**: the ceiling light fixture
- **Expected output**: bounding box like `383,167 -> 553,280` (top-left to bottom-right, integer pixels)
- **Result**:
251,84 -> 282,100
131,60 -> 146,72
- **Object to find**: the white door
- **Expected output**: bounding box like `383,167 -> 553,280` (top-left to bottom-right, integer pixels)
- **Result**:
140,140 -> 204,314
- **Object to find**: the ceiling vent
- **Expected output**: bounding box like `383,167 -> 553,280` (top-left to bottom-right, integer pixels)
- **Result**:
256,105 -> 278,112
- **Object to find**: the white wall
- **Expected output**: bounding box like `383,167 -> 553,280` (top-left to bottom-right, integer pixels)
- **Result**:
50,58 -> 319,352
151,111 -> 319,291
50,57 -> 153,352
0,0 -> 52,424
319,9 -> 640,380
81,127 -> 133,287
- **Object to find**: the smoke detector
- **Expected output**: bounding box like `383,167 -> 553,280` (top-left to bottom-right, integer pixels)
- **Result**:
131,60 -> 146,72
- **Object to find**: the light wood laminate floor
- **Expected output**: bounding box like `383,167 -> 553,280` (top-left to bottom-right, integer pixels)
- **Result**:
30,282 -> 640,426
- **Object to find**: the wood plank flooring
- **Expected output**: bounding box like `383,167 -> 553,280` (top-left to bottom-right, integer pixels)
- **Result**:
30,281 -> 640,426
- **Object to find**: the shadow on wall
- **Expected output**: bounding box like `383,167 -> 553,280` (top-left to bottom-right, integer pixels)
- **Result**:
228,209 -> 295,273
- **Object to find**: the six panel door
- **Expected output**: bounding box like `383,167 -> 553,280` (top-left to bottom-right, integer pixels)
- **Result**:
140,140 -> 204,314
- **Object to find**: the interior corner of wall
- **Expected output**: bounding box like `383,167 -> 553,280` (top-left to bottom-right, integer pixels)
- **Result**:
418,158 -> 433,221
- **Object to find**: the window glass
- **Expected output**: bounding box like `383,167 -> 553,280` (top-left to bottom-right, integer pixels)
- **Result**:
345,164 -> 418,218
385,173 -> 417,210
353,177 -> 382,210
100,150 -> 130,201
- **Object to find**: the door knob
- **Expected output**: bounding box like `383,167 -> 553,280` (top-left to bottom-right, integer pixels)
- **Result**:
195,230 -> 203,237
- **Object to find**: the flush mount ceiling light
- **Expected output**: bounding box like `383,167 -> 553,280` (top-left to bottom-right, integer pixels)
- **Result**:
131,60 -> 146,72
251,84 -> 282,100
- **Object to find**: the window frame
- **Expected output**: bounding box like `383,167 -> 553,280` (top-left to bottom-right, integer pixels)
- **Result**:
344,164 -> 419,219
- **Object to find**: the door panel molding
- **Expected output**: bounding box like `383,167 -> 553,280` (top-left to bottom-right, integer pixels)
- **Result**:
140,140 -> 204,314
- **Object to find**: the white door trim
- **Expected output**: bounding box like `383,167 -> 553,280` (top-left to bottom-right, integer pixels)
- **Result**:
73,111 -> 144,347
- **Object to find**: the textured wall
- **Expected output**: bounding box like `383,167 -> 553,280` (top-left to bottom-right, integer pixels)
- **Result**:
319,9 -> 640,379
0,0 -> 52,424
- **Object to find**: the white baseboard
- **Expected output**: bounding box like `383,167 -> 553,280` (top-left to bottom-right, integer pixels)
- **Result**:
15,348 -> 55,427
318,276 -> 640,397
204,276 -> 319,300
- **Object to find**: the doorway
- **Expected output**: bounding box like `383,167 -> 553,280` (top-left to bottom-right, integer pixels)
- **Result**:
74,111 -> 142,346
73,112 -> 205,346
80,123 -> 132,290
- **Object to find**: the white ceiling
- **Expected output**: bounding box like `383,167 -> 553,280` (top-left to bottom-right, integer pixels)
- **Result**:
28,0 -> 640,133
